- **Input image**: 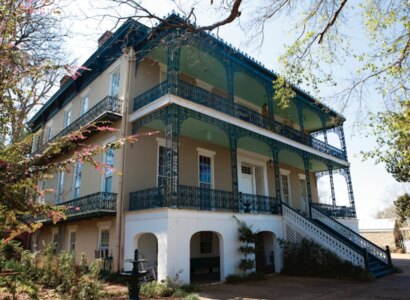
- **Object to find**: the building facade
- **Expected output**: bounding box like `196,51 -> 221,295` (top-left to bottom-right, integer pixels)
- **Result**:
28,15 -> 392,282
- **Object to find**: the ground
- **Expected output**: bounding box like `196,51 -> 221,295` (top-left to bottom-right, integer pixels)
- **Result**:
197,253 -> 410,300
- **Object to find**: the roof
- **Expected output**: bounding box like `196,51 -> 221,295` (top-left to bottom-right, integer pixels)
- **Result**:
359,219 -> 397,232
28,13 -> 344,131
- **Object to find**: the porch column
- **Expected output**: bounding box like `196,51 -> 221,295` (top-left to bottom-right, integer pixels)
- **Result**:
327,164 -> 336,208
320,115 -> 328,146
226,59 -> 235,113
167,45 -> 181,93
296,102 -> 304,132
229,129 -> 239,212
303,155 -> 313,215
266,83 -> 275,125
337,125 -> 347,160
271,144 -> 281,202
342,167 -> 357,218
164,105 -> 181,207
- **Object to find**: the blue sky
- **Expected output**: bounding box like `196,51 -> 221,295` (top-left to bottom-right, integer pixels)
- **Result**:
62,0 -> 410,218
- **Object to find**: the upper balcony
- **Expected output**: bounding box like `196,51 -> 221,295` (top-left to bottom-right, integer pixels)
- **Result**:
35,192 -> 117,223
32,96 -> 123,155
133,81 -> 346,160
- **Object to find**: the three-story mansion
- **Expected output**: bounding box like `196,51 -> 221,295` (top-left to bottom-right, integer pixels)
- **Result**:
28,14 -> 393,283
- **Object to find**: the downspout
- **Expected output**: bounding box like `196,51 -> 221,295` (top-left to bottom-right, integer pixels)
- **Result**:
117,46 -> 134,272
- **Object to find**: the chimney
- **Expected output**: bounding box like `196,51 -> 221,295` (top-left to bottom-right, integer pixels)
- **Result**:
60,75 -> 71,87
98,31 -> 113,47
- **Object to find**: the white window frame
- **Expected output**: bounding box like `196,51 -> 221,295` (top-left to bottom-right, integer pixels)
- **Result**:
51,227 -> 59,252
108,64 -> 121,98
100,138 -> 116,192
63,104 -> 72,128
56,171 -> 65,204
31,132 -> 41,153
280,169 -> 292,207
67,226 -> 77,252
156,138 -> 166,187
72,162 -> 82,199
97,221 -> 111,251
237,152 -> 269,196
80,94 -> 90,116
44,126 -> 52,143
196,147 -> 215,189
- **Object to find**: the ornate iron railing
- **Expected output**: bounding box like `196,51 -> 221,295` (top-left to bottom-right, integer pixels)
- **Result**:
240,192 -> 281,214
133,81 -> 345,160
282,203 -> 366,268
33,96 -> 123,154
129,185 -> 280,214
311,206 -> 388,265
311,203 -> 356,219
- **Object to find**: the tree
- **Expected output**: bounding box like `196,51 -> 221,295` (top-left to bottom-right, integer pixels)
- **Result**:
394,193 -> 410,223
0,0 -> 67,145
93,0 -> 409,178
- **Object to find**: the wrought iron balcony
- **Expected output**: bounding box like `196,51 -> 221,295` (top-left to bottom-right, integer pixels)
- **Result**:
311,202 -> 356,219
36,192 -> 117,223
33,96 -> 123,155
129,185 -> 281,215
133,81 -> 346,160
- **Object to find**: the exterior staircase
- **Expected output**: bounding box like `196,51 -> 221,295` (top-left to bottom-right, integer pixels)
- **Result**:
282,204 -> 394,278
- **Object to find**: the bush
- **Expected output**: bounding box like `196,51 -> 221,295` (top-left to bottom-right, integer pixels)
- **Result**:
280,239 -> 372,281
225,274 -> 244,284
140,281 -> 167,298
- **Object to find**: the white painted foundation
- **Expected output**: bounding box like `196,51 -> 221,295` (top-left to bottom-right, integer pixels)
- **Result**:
124,208 -> 284,283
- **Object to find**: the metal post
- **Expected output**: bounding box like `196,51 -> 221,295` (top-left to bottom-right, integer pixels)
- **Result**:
328,164 -> 336,208
272,144 -> 281,212
363,248 -> 369,272
303,155 -> 312,216
296,102 -> 304,132
226,58 -> 235,114
167,45 -> 181,93
229,130 -> 239,212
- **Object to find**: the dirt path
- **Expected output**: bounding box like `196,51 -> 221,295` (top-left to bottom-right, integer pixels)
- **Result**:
198,254 -> 410,300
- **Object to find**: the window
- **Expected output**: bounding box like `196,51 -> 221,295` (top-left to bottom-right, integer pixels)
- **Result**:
109,69 -> 120,98
280,170 -> 291,206
103,148 -> 114,192
32,133 -> 40,153
52,231 -> 59,253
157,141 -> 166,187
99,229 -> 110,250
73,162 -> 82,198
199,155 -> 212,188
80,95 -> 89,115
38,180 -> 45,204
299,174 -> 308,214
68,231 -> 76,251
63,110 -> 72,128
56,171 -> 65,204
44,127 -> 52,143
200,232 -> 213,254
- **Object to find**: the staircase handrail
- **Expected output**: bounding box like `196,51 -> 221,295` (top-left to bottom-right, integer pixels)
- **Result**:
311,206 -> 388,265
282,203 -> 366,268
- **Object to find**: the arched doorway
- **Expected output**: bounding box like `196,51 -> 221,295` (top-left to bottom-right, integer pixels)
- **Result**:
134,233 -> 158,280
255,231 -> 276,273
190,231 -> 222,283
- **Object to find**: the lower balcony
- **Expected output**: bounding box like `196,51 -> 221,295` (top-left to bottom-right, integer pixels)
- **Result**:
311,203 -> 356,219
129,185 -> 281,215
39,192 -> 117,223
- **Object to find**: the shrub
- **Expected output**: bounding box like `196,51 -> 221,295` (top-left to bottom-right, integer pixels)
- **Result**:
184,294 -> 200,300
181,284 -> 201,293
280,239 -> 372,281
225,274 -> 244,284
140,281 -> 167,298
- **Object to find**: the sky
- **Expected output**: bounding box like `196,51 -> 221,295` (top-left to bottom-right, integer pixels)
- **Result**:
60,0 -> 410,219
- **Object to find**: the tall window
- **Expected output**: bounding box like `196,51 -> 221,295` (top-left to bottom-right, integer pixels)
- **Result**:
200,232 -> 213,254
157,145 -> 166,187
73,162 -> 82,198
110,70 -> 120,98
80,95 -> 89,115
44,127 -> 52,143
63,110 -> 72,128
99,229 -> 110,250
56,171 -> 65,204
280,171 -> 291,206
199,155 -> 212,189
68,231 -> 76,251
103,148 -> 114,192
38,180 -> 45,204
52,232 -> 59,253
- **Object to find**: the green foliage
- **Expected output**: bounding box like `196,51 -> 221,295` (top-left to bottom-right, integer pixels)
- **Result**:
140,281 -> 168,298
394,193 -> 410,223
280,239 -> 371,281
224,274 -> 244,284
234,216 -> 258,274
364,102 -> 410,182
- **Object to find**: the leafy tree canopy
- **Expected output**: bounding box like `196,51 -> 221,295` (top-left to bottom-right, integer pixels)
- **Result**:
394,193 -> 410,223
